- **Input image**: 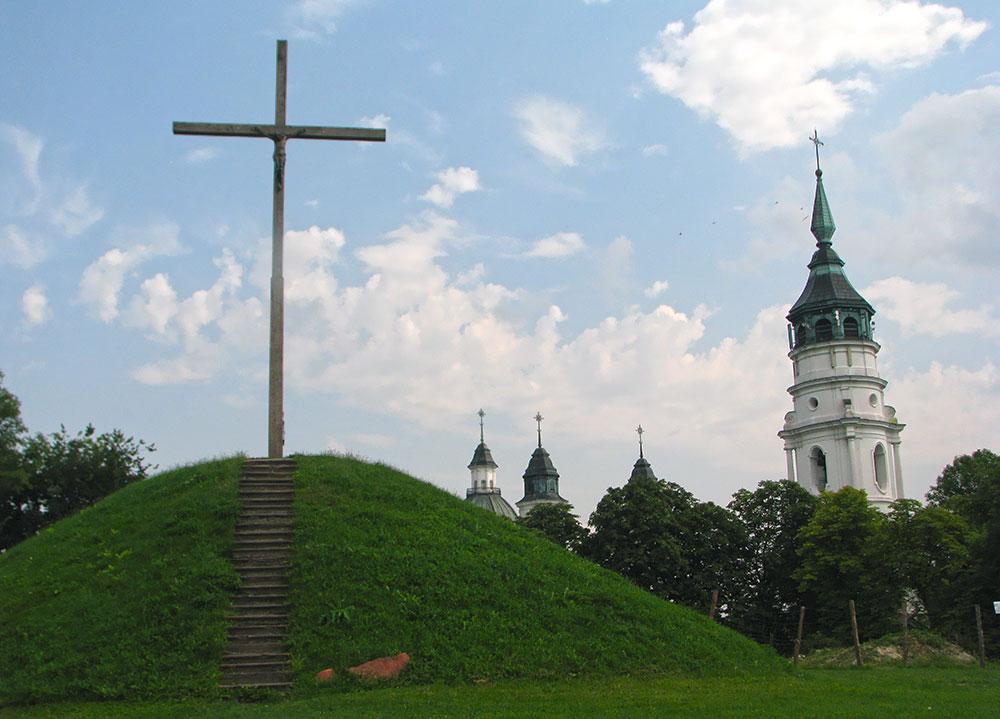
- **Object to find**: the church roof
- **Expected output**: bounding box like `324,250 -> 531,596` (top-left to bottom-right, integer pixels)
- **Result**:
466,490 -> 517,520
629,456 -> 657,481
787,169 -> 873,323
522,445 -> 559,481
468,441 -> 498,469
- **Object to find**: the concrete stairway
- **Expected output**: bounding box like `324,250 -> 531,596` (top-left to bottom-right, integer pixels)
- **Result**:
220,458 -> 296,691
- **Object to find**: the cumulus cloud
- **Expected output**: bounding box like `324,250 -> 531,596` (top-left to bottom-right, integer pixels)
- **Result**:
889,361 -> 1000,499
642,143 -> 668,157
644,280 -> 670,298
421,166 -> 481,208
78,222 -> 183,323
21,284 -> 50,327
873,86 -> 1000,267
524,232 -> 585,259
513,96 -> 606,166
639,1 -> 987,153
864,277 -> 997,337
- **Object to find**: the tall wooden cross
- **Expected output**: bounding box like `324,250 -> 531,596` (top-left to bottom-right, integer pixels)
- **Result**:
173,40 -> 385,458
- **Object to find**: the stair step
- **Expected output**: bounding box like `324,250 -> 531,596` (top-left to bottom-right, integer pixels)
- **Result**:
222,658 -> 290,669
235,528 -> 292,538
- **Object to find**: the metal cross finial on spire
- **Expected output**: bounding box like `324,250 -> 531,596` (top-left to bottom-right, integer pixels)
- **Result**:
809,129 -> 824,174
534,412 -> 544,448
636,424 -> 644,459
478,408 -> 485,443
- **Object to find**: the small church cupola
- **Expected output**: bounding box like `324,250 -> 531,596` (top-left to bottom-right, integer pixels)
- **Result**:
786,131 -> 875,351
465,409 -> 516,520
516,412 -> 567,517
779,132 -> 905,511
629,425 -> 657,481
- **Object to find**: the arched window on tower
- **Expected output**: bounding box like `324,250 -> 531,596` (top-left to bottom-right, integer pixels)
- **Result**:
843,317 -> 859,339
873,444 -> 888,493
810,446 -> 828,491
796,324 -> 808,347
815,318 -> 833,342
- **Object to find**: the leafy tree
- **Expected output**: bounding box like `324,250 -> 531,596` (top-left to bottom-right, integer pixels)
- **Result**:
0,371 -> 26,484
1,419 -> 156,550
727,480 -> 817,652
517,502 -> 587,551
926,450 -> 1000,655
795,487 -> 902,643
926,449 -> 1000,525
581,474 -> 743,609
886,499 -> 975,634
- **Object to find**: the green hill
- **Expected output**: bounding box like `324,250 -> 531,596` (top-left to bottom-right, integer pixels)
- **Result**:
0,454 -> 784,704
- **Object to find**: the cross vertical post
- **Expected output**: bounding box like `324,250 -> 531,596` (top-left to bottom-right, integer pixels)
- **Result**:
173,40 -> 386,458
270,40 -> 288,459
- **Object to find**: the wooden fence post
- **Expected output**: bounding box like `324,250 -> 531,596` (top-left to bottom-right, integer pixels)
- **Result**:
849,599 -> 863,667
793,605 -> 806,667
975,604 -> 986,668
901,606 -> 909,665
708,589 -> 719,620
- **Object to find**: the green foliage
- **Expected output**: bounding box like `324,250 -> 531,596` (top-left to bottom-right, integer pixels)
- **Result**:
2,425 -> 155,550
0,371 -> 27,503
0,458 -> 241,703
581,475 -> 743,609
516,502 -> 587,551
726,480 -> 817,652
885,499 -> 976,634
925,449 -> 1000,656
289,455 -> 782,688
794,488 -> 902,642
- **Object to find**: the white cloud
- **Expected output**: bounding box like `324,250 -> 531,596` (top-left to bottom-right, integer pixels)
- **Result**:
513,96 -> 606,166
290,0 -> 359,36
864,277 -> 996,337
421,166 -> 481,208
21,284 -> 50,327
524,231 -> 585,259
873,86 -> 1000,267
889,361 -> 1000,500
1,225 -> 46,268
0,123 -> 43,213
639,1 -> 987,153
78,222 -> 182,322
642,143 -> 668,157
359,113 -> 390,129
49,185 -> 104,236
124,273 -> 179,336
644,280 -> 670,298
183,147 -> 221,164
600,235 -> 634,299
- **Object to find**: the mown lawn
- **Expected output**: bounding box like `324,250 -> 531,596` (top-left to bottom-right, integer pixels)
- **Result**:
5,667 -> 998,718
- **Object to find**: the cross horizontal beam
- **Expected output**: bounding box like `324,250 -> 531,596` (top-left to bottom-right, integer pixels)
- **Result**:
173,121 -> 386,142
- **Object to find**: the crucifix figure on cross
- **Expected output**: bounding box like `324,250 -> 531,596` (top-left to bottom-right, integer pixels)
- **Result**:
173,40 -> 386,458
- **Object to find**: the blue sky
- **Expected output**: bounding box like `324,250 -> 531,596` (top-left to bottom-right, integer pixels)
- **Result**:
2,0 -> 998,516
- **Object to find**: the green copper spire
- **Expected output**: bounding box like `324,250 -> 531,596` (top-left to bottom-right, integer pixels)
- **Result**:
809,130 -> 836,246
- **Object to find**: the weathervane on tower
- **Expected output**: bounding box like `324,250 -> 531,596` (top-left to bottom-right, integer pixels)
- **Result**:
636,424 -> 645,459
478,408 -> 486,443
535,412 -> 544,448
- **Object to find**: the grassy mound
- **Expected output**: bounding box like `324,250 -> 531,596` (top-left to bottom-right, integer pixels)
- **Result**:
289,454 -> 784,686
0,458 -> 242,704
800,630 -> 977,668
1,453 -> 785,705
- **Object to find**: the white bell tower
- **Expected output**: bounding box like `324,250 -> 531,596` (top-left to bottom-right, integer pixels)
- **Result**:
778,135 -> 905,510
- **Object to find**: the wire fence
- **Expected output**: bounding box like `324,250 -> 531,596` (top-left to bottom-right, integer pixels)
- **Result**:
702,590 -> 997,666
